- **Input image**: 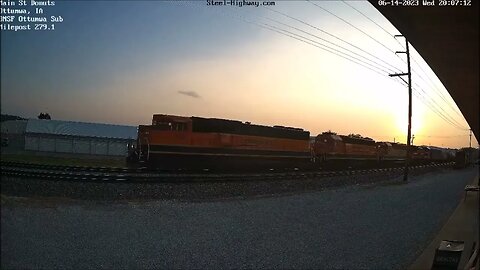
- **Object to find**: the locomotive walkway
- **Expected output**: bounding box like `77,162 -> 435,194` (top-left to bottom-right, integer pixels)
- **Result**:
1,166 -> 477,269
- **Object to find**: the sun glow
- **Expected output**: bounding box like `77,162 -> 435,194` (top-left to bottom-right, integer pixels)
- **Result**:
396,114 -> 422,137
393,98 -> 425,141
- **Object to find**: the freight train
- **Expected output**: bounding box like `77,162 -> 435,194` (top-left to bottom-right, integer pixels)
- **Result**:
128,114 -> 457,170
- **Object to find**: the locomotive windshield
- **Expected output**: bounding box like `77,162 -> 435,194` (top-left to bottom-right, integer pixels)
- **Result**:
152,121 -> 187,131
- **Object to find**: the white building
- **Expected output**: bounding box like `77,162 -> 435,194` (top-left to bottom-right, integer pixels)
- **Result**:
2,119 -> 137,157
1,120 -> 28,149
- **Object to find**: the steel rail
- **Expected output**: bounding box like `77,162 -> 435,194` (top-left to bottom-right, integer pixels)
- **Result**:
0,161 -> 454,183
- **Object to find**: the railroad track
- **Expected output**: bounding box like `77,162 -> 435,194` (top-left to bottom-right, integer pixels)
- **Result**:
0,161 -> 454,183
0,161 -> 149,173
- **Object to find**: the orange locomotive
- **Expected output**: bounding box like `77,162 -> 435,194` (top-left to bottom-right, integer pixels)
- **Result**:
313,132 -> 377,159
411,146 -> 430,162
312,131 -> 452,168
377,142 -> 407,161
134,114 -> 311,170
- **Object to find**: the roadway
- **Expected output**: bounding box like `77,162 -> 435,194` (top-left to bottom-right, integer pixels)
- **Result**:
1,167 -> 477,269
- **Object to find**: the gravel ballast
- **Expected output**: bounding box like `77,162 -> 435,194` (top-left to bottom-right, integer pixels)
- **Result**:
1,165 -> 451,201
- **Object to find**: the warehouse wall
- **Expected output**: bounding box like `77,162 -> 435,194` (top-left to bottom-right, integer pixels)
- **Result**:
25,134 -> 132,157
1,120 -> 27,134
1,120 -> 27,152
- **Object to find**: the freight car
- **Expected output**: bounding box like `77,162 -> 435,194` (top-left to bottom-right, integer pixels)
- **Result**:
131,114 -> 311,170
428,146 -> 455,162
374,145 -> 428,164
455,147 -> 479,168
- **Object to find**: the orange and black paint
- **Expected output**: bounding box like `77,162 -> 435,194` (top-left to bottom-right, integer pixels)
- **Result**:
136,114 -> 311,169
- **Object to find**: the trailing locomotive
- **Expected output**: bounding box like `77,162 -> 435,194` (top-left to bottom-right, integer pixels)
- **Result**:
131,114 -> 311,170
376,142 -> 407,161
311,132 -> 456,168
312,132 -> 378,168
411,146 -> 430,162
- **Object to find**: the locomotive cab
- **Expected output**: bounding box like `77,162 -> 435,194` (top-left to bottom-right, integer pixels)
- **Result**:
376,142 -> 391,160
152,114 -> 192,132
137,115 -> 193,162
313,132 -> 343,162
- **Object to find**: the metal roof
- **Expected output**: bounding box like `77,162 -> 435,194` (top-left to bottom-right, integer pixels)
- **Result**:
25,119 -> 137,140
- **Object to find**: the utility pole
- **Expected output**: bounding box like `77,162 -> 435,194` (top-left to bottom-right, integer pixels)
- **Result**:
389,35 -> 412,182
469,129 -> 472,148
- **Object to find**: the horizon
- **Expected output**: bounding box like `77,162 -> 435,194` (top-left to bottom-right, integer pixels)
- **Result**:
2,112 -> 476,150
1,1 -> 477,148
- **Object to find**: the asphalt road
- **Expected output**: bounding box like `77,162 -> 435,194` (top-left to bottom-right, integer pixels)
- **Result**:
1,167 -> 477,269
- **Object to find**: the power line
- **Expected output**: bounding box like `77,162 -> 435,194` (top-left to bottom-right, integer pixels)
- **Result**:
386,50 -> 466,128
412,89 -> 469,130
397,86 -> 468,131
179,1 -> 470,132
410,56 -> 464,118
262,6 -> 402,73
410,77 -> 465,124
264,2 -> 465,130
261,8 -> 468,130
415,134 -> 469,138
395,76 -> 468,130
256,21 -> 391,75
340,0 -> 464,121
306,0 -> 402,60
259,6 -> 467,131
389,74 -> 468,131
342,1 -> 463,123
179,1 -> 393,76
254,6 -> 470,136
411,82 -> 466,128
341,1 -> 399,42
260,14 -> 398,73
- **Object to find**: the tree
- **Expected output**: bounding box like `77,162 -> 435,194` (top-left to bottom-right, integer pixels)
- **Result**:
348,133 -> 362,138
38,112 -> 51,120
323,130 -> 337,135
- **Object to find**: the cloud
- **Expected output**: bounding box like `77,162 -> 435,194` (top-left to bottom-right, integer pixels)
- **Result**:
178,90 -> 201,99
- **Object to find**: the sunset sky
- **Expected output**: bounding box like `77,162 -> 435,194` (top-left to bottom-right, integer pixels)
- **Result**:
1,1 -> 476,148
